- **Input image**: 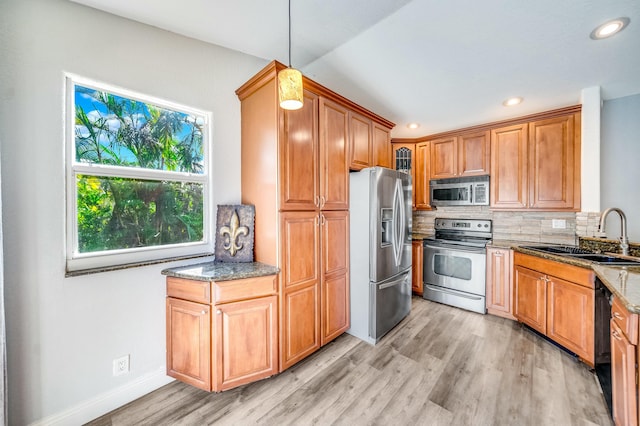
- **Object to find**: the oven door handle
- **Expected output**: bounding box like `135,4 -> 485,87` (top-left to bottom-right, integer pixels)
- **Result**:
424,285 -> 484,301
424,242 -> 486,254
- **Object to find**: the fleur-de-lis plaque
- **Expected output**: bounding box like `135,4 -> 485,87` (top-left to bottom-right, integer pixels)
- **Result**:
219,210 -> 249,257
215,204 -> 255,262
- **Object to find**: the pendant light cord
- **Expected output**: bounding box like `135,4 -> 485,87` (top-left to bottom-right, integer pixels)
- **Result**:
288,0 -> 292,67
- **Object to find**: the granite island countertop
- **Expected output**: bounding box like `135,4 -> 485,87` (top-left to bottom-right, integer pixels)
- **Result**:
162,261 -> 279,282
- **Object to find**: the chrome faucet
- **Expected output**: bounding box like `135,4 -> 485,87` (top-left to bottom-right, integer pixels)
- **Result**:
598,207 -> 629,256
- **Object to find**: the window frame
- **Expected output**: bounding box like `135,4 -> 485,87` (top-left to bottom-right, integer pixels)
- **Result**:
65,75 -> 213,273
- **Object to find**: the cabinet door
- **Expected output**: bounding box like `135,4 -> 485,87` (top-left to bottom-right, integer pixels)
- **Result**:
611,319 -> 637,426
166,298 -> 211,391
415,141 -> 431,210
486,247 -> 514,320
546,276 -> 594,364
513,265 -> 546,333
319,98 -> 349,210
458,130 -> 490,176
280,90 -> 319,211
349,111 -> 372,171
213,295 -> 278,391
412,240 -> 423,296
490,123 -> 529,209
528,114 -> 578,210
320,211 -> 350,345
279,211 -> 321,370
430,136 -> 458,179
392,144 -> 416,209
372,123 -> 391,168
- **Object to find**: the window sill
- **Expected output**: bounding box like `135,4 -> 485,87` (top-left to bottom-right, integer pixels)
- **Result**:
65,252 -> 214,278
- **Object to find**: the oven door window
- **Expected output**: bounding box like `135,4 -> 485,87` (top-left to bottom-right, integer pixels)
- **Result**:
433,254 -> 472,281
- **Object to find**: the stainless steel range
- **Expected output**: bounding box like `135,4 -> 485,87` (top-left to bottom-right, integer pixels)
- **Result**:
423,218 -> 492,314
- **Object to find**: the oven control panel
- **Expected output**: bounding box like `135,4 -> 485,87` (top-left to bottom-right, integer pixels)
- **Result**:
435,218 -> 492,232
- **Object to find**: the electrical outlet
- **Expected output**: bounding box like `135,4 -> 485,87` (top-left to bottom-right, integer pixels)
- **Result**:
113,355 -> 130,376
552,219 -> 566,229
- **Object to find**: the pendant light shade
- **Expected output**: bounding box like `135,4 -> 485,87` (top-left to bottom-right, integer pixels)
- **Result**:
278,0 -> 303,110
278,67 -> 303,110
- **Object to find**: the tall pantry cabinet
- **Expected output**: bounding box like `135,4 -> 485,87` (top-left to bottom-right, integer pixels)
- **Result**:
236,61 -> 394,371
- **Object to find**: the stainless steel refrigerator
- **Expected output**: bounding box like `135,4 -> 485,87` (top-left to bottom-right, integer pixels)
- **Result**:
347,167 -> 412,345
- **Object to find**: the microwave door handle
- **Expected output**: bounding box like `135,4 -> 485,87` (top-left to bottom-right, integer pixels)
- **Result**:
469,184 -> 473,203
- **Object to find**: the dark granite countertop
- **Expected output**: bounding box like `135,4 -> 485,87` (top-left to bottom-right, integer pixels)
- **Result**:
162,261 -> 279,282
592,265 -> 640,314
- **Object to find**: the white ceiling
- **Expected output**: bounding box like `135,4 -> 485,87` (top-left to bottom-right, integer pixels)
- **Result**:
69,0 -> 640,138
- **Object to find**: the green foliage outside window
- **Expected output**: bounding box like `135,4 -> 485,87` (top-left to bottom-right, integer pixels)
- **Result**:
74,85 -> 205,253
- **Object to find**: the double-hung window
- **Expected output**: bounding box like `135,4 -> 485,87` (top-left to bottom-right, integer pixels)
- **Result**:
66,76 -> 211,273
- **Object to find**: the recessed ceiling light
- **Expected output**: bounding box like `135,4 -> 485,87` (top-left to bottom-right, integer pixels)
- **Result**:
407,123 -> 420,129
590,17 -> 630,40
502,97 -> 523,107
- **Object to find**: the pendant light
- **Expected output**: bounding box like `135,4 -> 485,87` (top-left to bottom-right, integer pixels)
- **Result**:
278,0 -> 304,110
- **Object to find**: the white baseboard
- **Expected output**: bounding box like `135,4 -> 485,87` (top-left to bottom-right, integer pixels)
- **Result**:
29,366 -> 174,426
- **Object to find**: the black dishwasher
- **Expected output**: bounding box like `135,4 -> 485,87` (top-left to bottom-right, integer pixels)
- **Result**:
594,277 -> 612,416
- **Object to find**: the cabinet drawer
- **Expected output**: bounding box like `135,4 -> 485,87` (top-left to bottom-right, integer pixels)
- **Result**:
167,277 -> 211,304
612,296 -> 638,345
214,275 -> 277,304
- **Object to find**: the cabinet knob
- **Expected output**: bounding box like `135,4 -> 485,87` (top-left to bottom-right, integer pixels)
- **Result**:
217,309 -> 222,315
201,310 -> 206,315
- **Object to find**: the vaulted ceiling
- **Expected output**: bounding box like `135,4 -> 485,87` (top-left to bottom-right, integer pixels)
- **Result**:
69,0 -> 640,137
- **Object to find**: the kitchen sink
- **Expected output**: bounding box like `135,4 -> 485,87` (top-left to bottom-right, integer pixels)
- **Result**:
519,245 -> 640,265
569,254 -> 640,265
518,245 -> 592,255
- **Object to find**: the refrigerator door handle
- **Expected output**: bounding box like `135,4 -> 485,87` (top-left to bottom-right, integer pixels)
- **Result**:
391,178 -> 403,267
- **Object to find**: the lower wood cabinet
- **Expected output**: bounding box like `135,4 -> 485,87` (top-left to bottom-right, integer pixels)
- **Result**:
513,252 -> 595,366
412,240 -> 423,296
610,296 -> 638,426
485,247 -> 515,319
166,274 -> 278,392
279,210 -> 349,371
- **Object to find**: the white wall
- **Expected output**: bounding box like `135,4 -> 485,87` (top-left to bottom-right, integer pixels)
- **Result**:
0,0 -> 266,424
601,93 -> 640,242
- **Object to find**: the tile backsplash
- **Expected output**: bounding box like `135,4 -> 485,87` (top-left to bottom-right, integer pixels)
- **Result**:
413,207 -> 595,245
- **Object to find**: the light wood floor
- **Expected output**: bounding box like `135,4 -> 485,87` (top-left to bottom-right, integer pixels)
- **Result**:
87,297 -> 612,426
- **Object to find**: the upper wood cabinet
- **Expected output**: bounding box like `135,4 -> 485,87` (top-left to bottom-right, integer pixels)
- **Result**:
415,142 -> 431,210
430,130 -> 490,179
458,131 -> 491,176
280,90 -> 319,211
491,113 -> 580,211
319,98 -> 349,210
349,111 -> 372,171
490,124 -> 529,209
372,123 -> 392,168
430,136 -> 457,178
349,112 -> 393,171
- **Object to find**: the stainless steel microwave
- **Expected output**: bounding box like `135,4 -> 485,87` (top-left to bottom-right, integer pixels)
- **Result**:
430,175 -> 489,207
